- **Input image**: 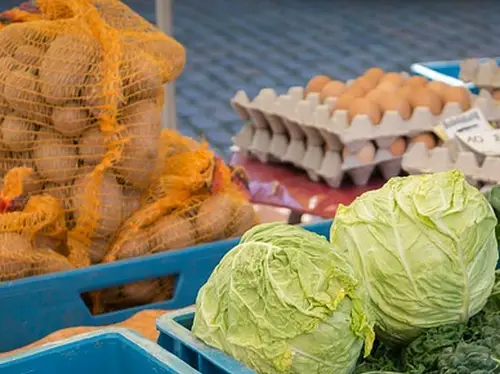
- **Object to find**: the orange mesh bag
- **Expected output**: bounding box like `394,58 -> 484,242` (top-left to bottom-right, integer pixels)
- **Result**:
0,167 -> 74,282
0,0 -> 186,268
91,130 -> 258,313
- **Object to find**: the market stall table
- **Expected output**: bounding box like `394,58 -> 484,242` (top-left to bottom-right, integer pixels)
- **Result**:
230,152 -> 385,223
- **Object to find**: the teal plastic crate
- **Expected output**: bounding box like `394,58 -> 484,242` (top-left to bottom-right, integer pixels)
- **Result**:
0,220 -> 332,353
157,307 -> 253,374
411,57 -> 500,94
0,328 -> 199,374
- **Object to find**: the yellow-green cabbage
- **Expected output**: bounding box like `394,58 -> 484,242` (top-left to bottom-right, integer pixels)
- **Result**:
330,170 -> 498,344
193,223 -> 374,374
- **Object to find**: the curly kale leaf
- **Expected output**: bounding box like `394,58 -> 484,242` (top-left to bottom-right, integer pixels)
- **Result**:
436,343 -> 500,374
355,340 -> 402,374
403,323 -> 468,373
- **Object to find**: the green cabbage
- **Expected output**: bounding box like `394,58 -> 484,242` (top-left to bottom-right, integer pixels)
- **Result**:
330,170 -> 498,345
193,223 -> 374,374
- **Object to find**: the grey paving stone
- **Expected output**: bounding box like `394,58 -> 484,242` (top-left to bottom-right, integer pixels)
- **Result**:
1,0 -> 499,159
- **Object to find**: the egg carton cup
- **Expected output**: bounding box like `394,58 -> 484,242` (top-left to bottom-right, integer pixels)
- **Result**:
459,58 -> 500,89
231,86 -> 500,157
314,148 -> 403,188
402,142 -> 500,185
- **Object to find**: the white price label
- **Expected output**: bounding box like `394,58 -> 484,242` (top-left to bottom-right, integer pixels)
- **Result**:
433,108 -> 492,141
455,129 -> 500,157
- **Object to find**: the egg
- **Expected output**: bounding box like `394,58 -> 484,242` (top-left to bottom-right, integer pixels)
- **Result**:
442,86 -> 471,111
363,67 -> 385,84
365,89 -> 385,104
410,133 -> 437,149
492,90 -> 500,101
427,81 -> 447,97
405,76 -> 429,87
305,75 -> 332,95
345,82 -> 367,98
378,92 -> 412,120
334,93 -> 356,111
342,142 -> 376,164
377,81 -> 398,93
397,85 -> 414,101
348,98 -> 382,125
390,137 -> 407,156
380,72 -> 405,87
409,87 -> 443,115
320,81 -> 346,101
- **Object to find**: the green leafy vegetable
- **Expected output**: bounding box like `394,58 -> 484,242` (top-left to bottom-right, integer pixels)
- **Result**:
436,343 -> 499,373
193,223 -> 374,374
331,170 -> 499,344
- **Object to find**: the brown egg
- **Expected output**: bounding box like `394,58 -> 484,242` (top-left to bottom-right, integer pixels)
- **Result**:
378,92 -> 412,120
348,98 -> 382,125
380,72 -> 405,88
390,137 -> 407,156
365,89 -> 385,104
305,75 -> 332,95
320,81 -> 346,101
334,93 -> 357,111
426,81 -> 447,97
363,67 -> 385,84
396,85 -> 413,100
409,87 -> 443,115
492,90 -> 500,101
342,142 -> 376,164
443,86 -> 471,111
377,81 -> 399,93
345,82 -> 368,97
405,76 -> 429,88
410,133 -> 437,149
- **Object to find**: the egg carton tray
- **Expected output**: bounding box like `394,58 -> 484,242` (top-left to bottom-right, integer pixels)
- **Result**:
234,126 -> 402,187
402,142 -> 500,186
459,58 -> 500,89
231,84 -> 500,156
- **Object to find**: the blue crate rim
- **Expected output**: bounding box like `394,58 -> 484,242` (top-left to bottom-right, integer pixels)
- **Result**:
410,62 -> 473,88
157,306 -> 255,374
0,235 -> 242,289
0,327 -> 200,373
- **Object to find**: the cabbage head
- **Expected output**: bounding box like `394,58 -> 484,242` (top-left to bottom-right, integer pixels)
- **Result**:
330,170 -> 498,345
193,223 -> 374,374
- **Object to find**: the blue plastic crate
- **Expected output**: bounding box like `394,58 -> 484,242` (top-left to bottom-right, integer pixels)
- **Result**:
0,328 -> 199,374
411,57 -> 500,93
157,307 -> 253,374
0,220 -> 332,353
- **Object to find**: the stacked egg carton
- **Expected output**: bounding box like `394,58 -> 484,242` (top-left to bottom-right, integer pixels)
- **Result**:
231,82 -> 500,188
402,141 -> 500,187
459,58 -> 500,89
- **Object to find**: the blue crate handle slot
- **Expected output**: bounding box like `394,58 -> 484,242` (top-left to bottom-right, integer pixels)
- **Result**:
0,327 -> 201,374
0,220 -> 332,353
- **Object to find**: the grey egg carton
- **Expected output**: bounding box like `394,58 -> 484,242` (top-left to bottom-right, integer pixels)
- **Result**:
459,58 -> 500,89
231,90 -> 402,187
231,84 -> 500,152
402,142 -> 500,186
231,83 -> 500,187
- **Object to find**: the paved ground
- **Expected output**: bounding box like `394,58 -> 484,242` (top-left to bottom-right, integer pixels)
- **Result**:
2,0 -> 500,158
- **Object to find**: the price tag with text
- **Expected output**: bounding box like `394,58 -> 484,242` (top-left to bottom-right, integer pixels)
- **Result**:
433,108 -> 493,141
455,129 -> 500,157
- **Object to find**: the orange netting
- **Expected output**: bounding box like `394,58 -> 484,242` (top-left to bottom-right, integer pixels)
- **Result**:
0,0 -> 186,269
92,130 -> 258,313
0,167 -> 73,281
0,1 -> 259,311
